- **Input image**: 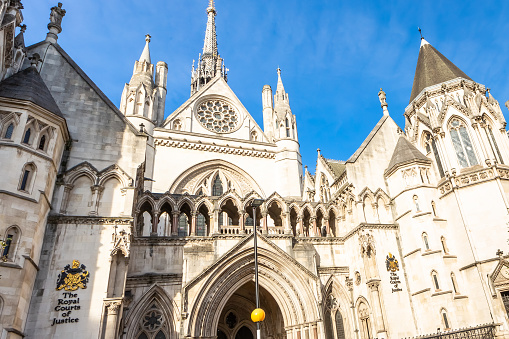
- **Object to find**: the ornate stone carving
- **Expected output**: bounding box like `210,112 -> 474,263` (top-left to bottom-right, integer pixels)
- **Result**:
196,99 -> 239,133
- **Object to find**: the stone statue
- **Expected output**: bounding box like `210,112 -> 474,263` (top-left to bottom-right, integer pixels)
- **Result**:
49,3 -> 66,30
378,88 -> 387,106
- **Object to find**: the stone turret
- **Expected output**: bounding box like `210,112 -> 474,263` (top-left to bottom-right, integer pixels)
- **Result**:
268,68 -> 302,197
119,35 -> 167,133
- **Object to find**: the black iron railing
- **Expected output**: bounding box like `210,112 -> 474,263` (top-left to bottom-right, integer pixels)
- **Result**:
404,323 -> 496,339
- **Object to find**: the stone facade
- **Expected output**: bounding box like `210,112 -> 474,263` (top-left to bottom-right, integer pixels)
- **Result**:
1,2 -> 509,339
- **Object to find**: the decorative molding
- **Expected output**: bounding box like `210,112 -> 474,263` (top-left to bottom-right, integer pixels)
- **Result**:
403,248 -> 421,258
47,216 -> 133,225
0,190 -> 38,203
154,138 -> 276,159
421,249 -> 442,257
431,290 -> 453,297
411,287 -> 430,296
317,267 -> 349,275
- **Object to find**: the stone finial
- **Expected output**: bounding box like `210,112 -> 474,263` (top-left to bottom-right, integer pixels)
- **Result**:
497,249 -> 504,258
505,100 -> 509,112
378,88 -> 389,116
46,2 -> 66,43
19,24 -> 27,34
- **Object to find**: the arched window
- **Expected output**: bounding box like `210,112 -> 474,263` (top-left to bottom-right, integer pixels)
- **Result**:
413,195 -> 420,211
2,226 -> 20,261
136,304 -> 170,339
22,128 -> 31,144
19,163 -> 36,192
173,119 -> 182,131
441,236 -> 448,254
485,123 -> 504,164
38,135 -> 46,150
358,302 -> 372,339
449,118 -> 478,168
251,130 -> 257,141
450,272 -> 459,294
431,201 -> 437,216
285,118 -> 290,137
432,270 -> 440,291
3,123 -> 14,139
422,233 -> 430,250
335,311 -> 346,339
212,175 -> 223,196
424,132 -> 444,177
441,309 -> 450,330
196,213 -> 206,236
178,213 -> 188,237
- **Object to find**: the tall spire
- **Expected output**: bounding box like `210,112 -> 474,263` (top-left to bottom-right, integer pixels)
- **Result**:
139,34 -> 151,64
276,67 -> 285,94
409,38 -> 472,103
274,68 -> 291,120
203,0 -> 217,58
190,0 -> 227,96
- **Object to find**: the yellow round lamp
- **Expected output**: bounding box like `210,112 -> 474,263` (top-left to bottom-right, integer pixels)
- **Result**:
251,308 -> 265,323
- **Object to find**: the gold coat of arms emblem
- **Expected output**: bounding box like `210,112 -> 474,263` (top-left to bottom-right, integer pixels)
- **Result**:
385,252 -> 399,272
56,260 -> 90,291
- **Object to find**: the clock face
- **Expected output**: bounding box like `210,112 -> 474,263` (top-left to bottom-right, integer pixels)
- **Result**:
196,99 -> 239,134
501,267 -> 509,280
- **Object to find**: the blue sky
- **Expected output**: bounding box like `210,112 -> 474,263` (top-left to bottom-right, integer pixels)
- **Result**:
23,1 -> 509,170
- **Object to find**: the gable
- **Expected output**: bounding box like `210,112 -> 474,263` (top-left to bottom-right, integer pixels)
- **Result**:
163,77 -> 269,143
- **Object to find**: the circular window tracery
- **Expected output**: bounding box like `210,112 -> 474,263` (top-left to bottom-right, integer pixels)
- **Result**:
196,99 -> 239,133
142,308 -> 164,332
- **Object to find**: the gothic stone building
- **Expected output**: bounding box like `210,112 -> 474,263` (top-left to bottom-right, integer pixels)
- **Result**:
1,1 -> 509,339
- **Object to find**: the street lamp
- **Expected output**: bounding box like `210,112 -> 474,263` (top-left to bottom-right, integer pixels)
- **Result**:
251,198 -> 265,339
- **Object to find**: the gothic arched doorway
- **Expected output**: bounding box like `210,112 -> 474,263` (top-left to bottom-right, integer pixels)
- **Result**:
217,281 -> 284,339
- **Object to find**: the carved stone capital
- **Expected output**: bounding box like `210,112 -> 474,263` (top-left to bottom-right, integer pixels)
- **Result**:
105,300 -> 122,315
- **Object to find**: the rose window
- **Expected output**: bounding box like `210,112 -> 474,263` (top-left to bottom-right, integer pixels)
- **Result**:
197,100 -> 239,133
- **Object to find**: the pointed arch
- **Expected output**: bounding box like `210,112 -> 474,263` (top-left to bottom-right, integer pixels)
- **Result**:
169,159 -> 265,197
124,285 -> 179,339
323,275 -> 354,339
184,244 -> 319,338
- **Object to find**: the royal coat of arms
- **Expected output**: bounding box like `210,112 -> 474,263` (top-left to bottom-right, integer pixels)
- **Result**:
385,253 -> 399,272
56,260 -> 90,291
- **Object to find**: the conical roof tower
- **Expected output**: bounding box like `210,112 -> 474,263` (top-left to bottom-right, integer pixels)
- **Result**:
409,38 -> 472,103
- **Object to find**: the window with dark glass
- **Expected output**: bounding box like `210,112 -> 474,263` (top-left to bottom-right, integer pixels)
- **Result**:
4,123 -> 14,139
20,170 -> 30,191
212,175 -> 223,196
38,135 -> 46,150
22,128 -> 31,144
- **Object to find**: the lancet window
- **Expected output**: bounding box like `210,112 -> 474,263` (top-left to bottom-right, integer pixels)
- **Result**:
424,132 -> 444,177
22,128 -> 31,144
485,123 -> 504,164
3,123 -> 14,139
449,118 -> 478,168
212,175 -> 223,196
19,163 -> 36,192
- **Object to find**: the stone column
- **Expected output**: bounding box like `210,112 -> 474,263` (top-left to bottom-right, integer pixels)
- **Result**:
324,217 -> 330,237
190,212 -> 197,236
171,211 -> 179,236
261,212 -> 268,234
151,211 -> 160,236
103,300 -> 122,339
435,131 -> 453,173
89,185 -> 103,216
239,210 -> 245,233
297,217 -> 303,236
59,183 -> 73,214
208,212 -> 214,236
367,280 -> 386,335
283,212 -> 291,234
212,209 -> 220,234
310,217 -> 317,237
